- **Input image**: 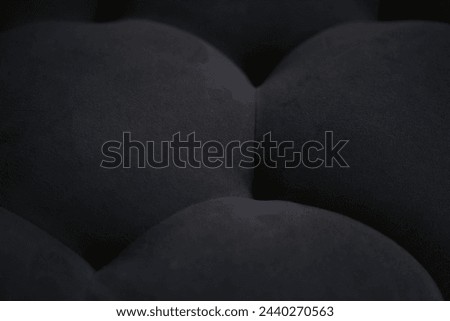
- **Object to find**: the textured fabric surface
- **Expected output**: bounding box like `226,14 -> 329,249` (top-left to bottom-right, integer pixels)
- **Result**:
254,21 -> 450,297
123,0 -> 379,85
95,198 -> 442,300
0,199 -> 443,300
0,0 -> 449,300
0,207 -> 95,300
0,20 -> 254,268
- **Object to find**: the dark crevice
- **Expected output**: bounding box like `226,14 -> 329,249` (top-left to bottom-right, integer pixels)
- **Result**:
94,0 -> 129,22
378,0 -> 450,23
240,47 -> 290,86
83,240 -> 130,270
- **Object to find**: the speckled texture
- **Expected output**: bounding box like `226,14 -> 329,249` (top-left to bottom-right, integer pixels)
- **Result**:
254,21 -> 450,297
0,21 -> 254,268
0,1 -> 449,301
95,198 -> 442,300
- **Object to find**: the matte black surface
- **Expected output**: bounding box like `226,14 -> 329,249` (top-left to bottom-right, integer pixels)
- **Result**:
0,0 -> 449,301
0,20 -> 254,268
123,0 -> 379,85
96,198 -> 442,300
0,0 -> 96,30
379,0 -> 450,24
254,21 -> 450,298
0,207 -> 95,300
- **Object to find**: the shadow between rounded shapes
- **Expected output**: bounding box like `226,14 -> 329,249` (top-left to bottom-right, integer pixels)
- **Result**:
0,207 -> 95,300
0,20 -> 254,269
95,197 -> 442,300
254,21 -> 450,298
